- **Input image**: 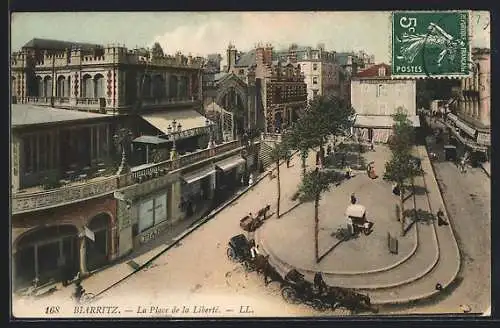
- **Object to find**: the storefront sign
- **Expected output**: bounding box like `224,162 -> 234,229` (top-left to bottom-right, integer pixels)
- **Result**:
477,132 -> 491,146
139,221 -> 170,244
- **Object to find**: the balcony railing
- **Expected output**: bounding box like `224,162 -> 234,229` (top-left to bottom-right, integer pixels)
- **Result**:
12,140 -> 247,214
21,96 -> 51,105
12,176 -> 118,214
76,98 -> 100,105
141,96 -> 197,107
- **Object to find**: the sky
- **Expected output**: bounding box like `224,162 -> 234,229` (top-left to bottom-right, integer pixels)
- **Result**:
11,11 -> 490,65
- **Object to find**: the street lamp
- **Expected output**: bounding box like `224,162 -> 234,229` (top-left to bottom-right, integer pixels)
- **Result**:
113,128 -> 133,174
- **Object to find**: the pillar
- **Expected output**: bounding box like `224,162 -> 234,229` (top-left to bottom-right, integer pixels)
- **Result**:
79,235 -> 88,275
188,75 -> 192,99
106,124 -> 110,158
11,135 -> 21,191
34,244 -> 39,282
35,134 -> 40,173
177,76 -> 182,98
90,126 -> 94,164
110,223 -> 118,261
169,181 -> 182,222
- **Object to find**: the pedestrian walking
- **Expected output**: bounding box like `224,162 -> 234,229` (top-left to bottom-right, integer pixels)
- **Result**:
248,173 -> 254,185
350,193 -> 357,204
370,141 -> 375,151
341,152 -> 346,168
437,208 -> 449,226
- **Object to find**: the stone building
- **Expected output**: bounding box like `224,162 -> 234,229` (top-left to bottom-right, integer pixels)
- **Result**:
204,43 -> 308,135
11,39 -> 259,290
274,44 -> 340,100
10,38 -> 204,114
351,63 -> 420,143
445,48 -> 491,162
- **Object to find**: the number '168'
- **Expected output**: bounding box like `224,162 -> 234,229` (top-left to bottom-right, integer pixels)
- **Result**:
400,17 -> 417,32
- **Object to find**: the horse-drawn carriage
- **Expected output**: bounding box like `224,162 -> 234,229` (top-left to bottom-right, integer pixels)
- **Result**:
226,234 -> 255,272
346,204 -> 374,236
239,205 -> 271,232
279,269 -> 379,313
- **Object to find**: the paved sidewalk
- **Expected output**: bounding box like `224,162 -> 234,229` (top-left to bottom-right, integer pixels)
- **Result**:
257,143 -> 461,305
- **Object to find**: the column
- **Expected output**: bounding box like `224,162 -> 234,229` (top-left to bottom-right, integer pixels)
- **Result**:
90,126 -> 94,165
36,134 -> 40,173
96,126 -> 100,161
55,130 -> 60,170
177,76 -> 181,99
169,181 -> 182,222
34,244 -> 39,282
106,124 -> 110,158
78,235 -> 88,275
188,75 -> 192,99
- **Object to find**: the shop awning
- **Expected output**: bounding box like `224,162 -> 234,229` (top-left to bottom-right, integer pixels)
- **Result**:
215,155 -> 246,172
354,115 -> 420,128
181,166 -> 216,184
447,113 -> 459,123
133,135 -> 170,145
141,109 -> 211,135
454,119 -> 476,137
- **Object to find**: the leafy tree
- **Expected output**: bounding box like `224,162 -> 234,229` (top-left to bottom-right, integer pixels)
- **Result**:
383,108 -> 421,236
151,42 -> 165,60
269,142 -> 290,218
285,96 -> 355,175
298,168 -> 337,263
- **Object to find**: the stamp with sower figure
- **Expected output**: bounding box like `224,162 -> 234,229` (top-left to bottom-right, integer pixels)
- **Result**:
391,11 -> 470,78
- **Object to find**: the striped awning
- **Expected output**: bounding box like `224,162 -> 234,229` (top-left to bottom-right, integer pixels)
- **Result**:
447,113 -> 459,123
181,166 -> 216,184
477,132 -> 491,146
215,155 -> 246,172
454,119 -> 476,137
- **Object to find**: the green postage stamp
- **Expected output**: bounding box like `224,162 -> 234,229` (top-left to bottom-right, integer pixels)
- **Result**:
392,11 -> 470,78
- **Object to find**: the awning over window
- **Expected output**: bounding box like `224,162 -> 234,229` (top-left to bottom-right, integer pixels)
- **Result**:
141,109 -> 210,135
132,135 -> 169,145
181,166 -> 216,184
215,155 -> 246,172
354,115 -> 420,128
454,119 -> 476,137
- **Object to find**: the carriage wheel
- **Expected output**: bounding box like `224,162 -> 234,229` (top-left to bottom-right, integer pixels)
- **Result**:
311,299 -> 327,312
226,248 -> 237,262
363,228 -> 372,236
281,286 -> 300,304
243,261 -> 256,272
80,293 -> 95,304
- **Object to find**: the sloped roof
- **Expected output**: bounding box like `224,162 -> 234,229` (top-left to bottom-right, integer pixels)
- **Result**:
355,63 -> 391,78
234,50 -> 256,67
12,104 -> 109,127
22,38 -> 102,51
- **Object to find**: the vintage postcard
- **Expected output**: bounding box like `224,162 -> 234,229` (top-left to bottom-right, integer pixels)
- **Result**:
10,11 -> 491,318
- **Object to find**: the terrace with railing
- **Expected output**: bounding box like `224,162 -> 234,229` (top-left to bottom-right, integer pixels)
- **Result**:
12,139 -> 250,214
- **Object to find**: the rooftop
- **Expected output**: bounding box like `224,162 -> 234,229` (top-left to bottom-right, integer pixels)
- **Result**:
234,50 -> 256,67
22,38 -> 102,51
354,63 -> 392,78
11,104 -> 109,127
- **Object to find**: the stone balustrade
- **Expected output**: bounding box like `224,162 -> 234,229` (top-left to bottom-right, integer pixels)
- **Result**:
12,140 -> 248,214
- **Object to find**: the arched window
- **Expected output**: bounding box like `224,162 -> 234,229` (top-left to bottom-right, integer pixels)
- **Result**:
36,76 -> 43,97
94,74 -> 105,98
82,74 -> 93,98
57,76 -> 65,97
152,75 -> 165,99
66,76 -> 71,98
179,76 -> 189,98
43,76 -> 52,98
169,75 -> 178,99
141,75 -> 152,98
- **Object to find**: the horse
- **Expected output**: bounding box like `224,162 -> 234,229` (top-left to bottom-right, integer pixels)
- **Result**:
253,254 -> 281,286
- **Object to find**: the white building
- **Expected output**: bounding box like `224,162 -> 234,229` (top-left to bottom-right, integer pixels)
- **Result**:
351,63 -> 420,143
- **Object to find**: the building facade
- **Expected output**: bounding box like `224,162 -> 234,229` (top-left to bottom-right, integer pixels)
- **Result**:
11,39 -> 260,291
11,38 -> 204,114
274,44 -> 340,100
351,63 -> 420,143
445,48 -> 490,162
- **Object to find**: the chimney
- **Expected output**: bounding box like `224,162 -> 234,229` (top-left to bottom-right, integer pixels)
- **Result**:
264,43 -> 273,66
255,43 -> 265,65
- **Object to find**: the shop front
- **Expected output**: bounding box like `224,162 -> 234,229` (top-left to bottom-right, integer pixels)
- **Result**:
214,155 -> 246,205
135,191 -> 169,246
180,166 -> 216,218
13,225 -> 79,290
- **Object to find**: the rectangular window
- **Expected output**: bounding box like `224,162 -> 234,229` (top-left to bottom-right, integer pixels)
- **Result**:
239,69 -> 244,75
313,77 -> 318,85
139,199 -> 155,232
313,63 -> 318,71
376,84 -> 383,97
154,194 -> 168,224
313,90 -> 319,98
